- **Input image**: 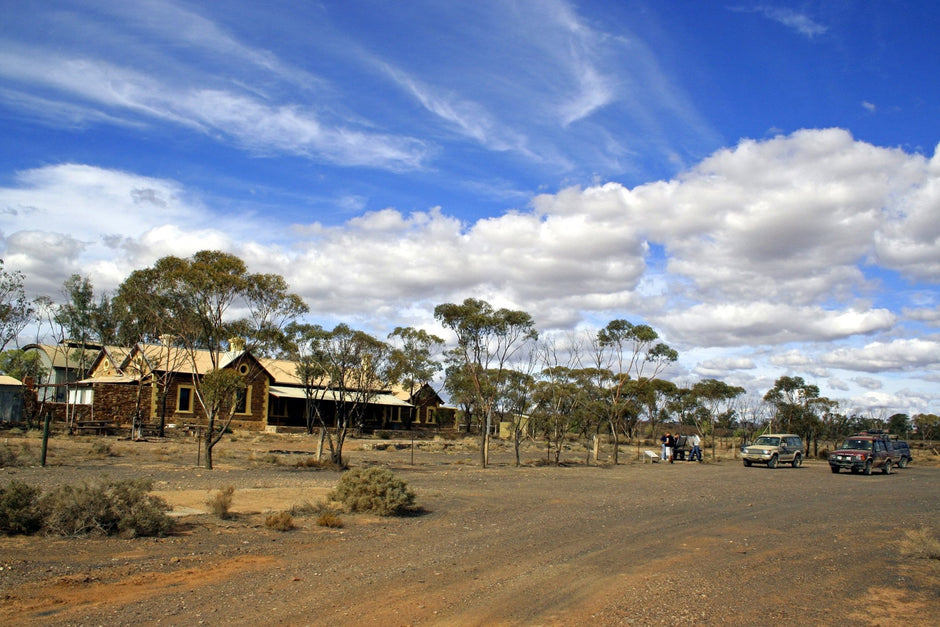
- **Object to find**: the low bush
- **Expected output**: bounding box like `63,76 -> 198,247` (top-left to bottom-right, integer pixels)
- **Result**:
0,445 -> 18,467
0,479 -> 172,537
264,511 -> 295,531
39,479 -> 172,537
328,467 -> 416,516
0,481 -> 43,535
206,485 -> 236,519
89,440 -> 116,458
295,456 -> 345,470
316,511 -> 343,528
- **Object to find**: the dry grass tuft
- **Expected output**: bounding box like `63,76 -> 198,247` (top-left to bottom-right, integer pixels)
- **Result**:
316,512 -> 343,528
264,510 -> 295,531
206,486 -> 236,519
899,527 -> 940,560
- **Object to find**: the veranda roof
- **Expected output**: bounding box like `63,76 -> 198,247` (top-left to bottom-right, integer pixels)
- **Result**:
268,385 -> 412,407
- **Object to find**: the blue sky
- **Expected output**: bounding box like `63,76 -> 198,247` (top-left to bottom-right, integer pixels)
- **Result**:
1,0 -> 938,416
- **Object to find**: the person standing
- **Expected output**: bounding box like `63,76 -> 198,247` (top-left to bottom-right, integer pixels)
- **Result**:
660,433 -> 668,460
690,433 -> 703,462
665,432 -> 676,464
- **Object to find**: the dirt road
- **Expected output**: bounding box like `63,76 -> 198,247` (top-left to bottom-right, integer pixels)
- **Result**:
1,435 -> 938,625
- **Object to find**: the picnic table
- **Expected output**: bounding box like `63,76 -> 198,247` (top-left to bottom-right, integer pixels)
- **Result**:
75,420 -> 118,435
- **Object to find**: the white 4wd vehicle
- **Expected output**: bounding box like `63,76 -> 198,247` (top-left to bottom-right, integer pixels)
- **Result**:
742,434 -> 805,468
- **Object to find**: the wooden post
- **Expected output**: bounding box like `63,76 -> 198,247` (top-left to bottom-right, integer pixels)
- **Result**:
40,412 -> 51,467
593,434 -> 599,465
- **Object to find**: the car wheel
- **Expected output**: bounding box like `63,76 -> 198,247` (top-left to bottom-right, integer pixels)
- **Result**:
791,454 -> 802,468
830,465 -> 839,474
898,457 -> 909,469
863,460 -> 872,475
883,460 -> 892,475
743,459 -> 752,467
767,455 -> 778,469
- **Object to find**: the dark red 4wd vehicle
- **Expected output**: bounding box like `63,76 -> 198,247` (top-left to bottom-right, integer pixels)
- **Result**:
829,433 -> 895,475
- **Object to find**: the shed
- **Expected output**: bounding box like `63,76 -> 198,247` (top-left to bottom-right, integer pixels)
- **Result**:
0,375 -> 24,424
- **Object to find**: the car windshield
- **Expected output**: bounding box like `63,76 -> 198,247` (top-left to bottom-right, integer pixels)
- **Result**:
754,436 -> 780,446
841,438 -> 872,451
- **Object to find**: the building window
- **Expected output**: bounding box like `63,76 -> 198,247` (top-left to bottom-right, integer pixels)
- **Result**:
177,385 -> 193,413
427,408 -> 437,424
270,396 -> 287,417
234,386 -> 251,415
68,388 -> 94,405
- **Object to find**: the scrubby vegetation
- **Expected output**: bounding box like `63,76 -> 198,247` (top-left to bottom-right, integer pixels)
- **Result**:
206,485 -> 236,519
316,511 -> 343,528
0,481 -> 43,534
264,510 -> 295,531
899,527 -> 940,560
328,467 -> 416,516
0,478 -> 172,537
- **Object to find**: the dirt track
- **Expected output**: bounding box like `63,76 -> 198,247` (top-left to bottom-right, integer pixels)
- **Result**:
1,433 -> 938,625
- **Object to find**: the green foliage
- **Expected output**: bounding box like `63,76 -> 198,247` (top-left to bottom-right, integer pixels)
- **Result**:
0,481 -> 43,535
264,510 -> 295,531
0,259 -> 33,352
328,467 -> 416,516
36,479 -> 172,537
0,349 -> 47,381
206,485 -> 236,519
201,369 -> 247,416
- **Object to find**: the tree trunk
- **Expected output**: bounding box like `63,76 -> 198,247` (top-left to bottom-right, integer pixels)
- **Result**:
609,419 -> 620,464
202,430 -> 214,469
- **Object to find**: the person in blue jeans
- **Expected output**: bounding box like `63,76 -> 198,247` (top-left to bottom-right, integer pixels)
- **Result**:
690,433 -> 703,462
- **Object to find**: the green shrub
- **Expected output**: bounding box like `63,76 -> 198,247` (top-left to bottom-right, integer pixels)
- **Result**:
0,481 -> 43,535
328,467 -> 416,516
264,511 -> 295,531
107,479 -> 174,537
39,479 -> 172,537
206,486 -> 236,519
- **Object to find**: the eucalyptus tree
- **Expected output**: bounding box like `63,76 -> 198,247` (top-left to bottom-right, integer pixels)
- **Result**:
499,362 -> 537,467
912,413 -> 938,441
0,260 -> 32,351
531,365 -> 581,465
690,379 -> 745,461
386,326 -> 444,427
595,319 -> 678,464
435,298 -> 537,468
285,322 -> 332,441
120,250 -> 307,468
763,375 -> 830,454
443,362 -> 477,432
317,324 -> 392,466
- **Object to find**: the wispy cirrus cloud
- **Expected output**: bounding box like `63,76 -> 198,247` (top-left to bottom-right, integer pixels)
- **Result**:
0,48 -> 428,171
732,5 -> 828,38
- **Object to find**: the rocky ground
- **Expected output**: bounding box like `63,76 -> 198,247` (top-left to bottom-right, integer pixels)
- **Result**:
0,431 -> 938,626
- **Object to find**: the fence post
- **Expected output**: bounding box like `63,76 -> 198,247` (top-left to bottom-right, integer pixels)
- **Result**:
40,412 -> 51,467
